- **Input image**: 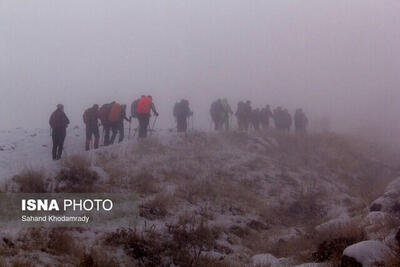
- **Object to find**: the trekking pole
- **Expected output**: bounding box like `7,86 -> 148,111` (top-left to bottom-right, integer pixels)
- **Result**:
101,125 -> 105,146
149,116 -> 158,137
151,116 -> 158,131
128,118 -> 132,139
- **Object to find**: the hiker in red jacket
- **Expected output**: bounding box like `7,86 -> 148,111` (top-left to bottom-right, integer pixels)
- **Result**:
49,104 -> 70,160
135,95 -> 158,138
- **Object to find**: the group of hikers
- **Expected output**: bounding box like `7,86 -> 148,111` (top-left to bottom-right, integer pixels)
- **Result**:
49,95 -> 158,160
210,99 -> 308,133
49,96 -> 308,160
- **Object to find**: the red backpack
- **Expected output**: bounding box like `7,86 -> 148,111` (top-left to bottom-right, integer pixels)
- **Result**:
136,97 -> 152,114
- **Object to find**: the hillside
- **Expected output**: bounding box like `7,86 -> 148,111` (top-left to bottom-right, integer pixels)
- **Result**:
0,129 -> 399,266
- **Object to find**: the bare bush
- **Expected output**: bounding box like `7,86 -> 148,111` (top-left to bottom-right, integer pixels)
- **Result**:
11,168 -> 48,193
11,258 -> 35,267
128,170 -> 160,195
62,155 -> 91,170
79,249 -> 124,267
55,159 -> 99,193
103,228 -> 165,266
47,228 -> 83,257
140,193 -> 176,220
103,219 -> 223,266
167,220 -> 220,265
311,219 -> 366,264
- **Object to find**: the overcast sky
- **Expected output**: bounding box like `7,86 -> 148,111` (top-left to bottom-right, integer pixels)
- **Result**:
1,0 -> 399,141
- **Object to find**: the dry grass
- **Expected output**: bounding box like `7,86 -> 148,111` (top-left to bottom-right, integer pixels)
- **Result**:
47,228 -> 83,256
347,174 -> 394,208
140,193 -> 177,220
17,228 -> 83,258
3,130 -> 398,266
11,168 -> 48,193
55,157 -> 99,193
62,155 -> 91,170
364,213 -> 399,240
103,218 -> 226,266
128,170 -> 160,196
254,218 -> 366,265
10,259 -> 35,267
79,249 -> 124,267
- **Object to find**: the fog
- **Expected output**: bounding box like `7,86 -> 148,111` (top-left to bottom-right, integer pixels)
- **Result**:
1,0 -> 399,143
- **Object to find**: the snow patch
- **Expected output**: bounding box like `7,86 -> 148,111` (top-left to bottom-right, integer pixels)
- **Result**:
343,240 -> 393,266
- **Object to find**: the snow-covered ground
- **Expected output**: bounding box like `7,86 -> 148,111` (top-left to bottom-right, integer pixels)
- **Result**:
0,127 -> 83,180
0,128 -> 399,266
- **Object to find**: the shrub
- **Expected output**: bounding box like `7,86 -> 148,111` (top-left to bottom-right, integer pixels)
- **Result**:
103,228 -> 164,266
311,220 -> 366,263
11,168 -> 48,193
103,219 -> 222,266
55,157 -> 99,193
140,193 -> 175,220
47,228 -> 83,256
79,249 -> 123,267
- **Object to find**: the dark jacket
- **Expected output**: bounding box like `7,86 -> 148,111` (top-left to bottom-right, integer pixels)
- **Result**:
83,107 -> 99,127
175,100 -> 192,119
49,109 -> 70,130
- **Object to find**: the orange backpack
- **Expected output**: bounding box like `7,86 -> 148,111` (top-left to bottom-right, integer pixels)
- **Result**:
108,103 -> 121,122
136,97 -> 152,114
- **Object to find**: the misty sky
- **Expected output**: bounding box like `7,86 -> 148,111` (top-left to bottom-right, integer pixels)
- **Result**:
1,0 -> 399,140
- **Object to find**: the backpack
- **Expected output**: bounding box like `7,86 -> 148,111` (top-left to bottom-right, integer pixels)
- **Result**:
136,97 -> 152,115
50,109 -> 69,129
83,108 -> 90,124
83,107 -> 98,125
99,103 -> 112,124
109,103 -> 122,122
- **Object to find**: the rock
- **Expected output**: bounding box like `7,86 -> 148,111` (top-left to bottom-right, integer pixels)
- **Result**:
341,255 -> 362,267
369,203 -> 382,212
370,177 -> 400,215
247,220 -> 269,231
341,240 -> 393,267
395,228 -> 400,248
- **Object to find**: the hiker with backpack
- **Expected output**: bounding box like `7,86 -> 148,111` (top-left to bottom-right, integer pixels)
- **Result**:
49,104 -> 70,160
110,104 -> 131,144
273,106 -> 284,131
221,98 -> 233,131
243,100 -> 252,131
294,108 -> 308,133
235,101 -> 246,131
83,104 -> 100,151
135,95 -> 159,138
99,102 -> 114,146
261,105 -> 273,130
210,99 -> 224,131
173,99 -> 193,133
282,109 -> 292,132
251,108 -> 262,131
